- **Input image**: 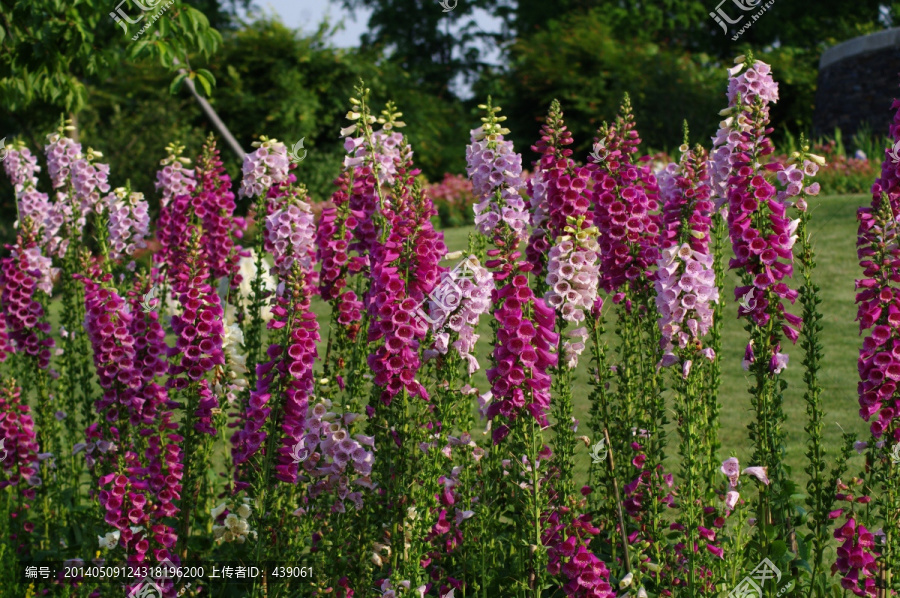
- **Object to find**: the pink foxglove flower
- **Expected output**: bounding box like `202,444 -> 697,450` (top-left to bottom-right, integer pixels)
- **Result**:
741,466 -> 770,485
545,226 -> 600,368
239,138 -> 291,199
103,188 -> 150,261
720,457 -> 740,487
655,143 -> 719,365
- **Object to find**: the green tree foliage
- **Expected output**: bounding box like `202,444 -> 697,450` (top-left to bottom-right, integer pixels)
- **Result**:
476,8 -> 723,161
340,0 -> 507,96
0,16 -> 468,246
0,0 -> 222,113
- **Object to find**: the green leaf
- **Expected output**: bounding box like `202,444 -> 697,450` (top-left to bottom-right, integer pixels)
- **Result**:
770,539 -> 788,559
196,68 -> 216,90
195,70 -> 212,96
169,71 -> 188,95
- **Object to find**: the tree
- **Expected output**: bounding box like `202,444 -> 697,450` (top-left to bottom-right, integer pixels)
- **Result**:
340,0 -> 511,97
0,0 -> 222,115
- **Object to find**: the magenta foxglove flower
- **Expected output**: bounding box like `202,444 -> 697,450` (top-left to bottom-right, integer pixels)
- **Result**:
715,58 -> 801,369
485,274 -> 559,443
316,168 -> 354,301
166,233 -> 225,390
233,185 -> 320,485
0,382 -> 41,506
832,515 -> 878,596
194,140 -> 245,282
544,508 -> 615,597
524,101 -> 593,277
125,282 -> 182,561
0,227 -> 55,370
366,156 -> 445,405
589,100 -> 661,295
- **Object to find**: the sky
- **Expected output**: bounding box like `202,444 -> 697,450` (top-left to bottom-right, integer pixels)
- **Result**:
238,0 -> 503,97
240,0 -> 374,48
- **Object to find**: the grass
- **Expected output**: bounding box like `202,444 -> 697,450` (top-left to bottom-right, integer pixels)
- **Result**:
308,193 -> 872,486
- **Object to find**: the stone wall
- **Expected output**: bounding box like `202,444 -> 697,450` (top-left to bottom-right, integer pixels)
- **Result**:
814,28 -> 900,138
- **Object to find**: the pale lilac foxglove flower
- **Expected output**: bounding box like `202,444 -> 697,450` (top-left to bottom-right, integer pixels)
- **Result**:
103,188 -> 150,261
155,143 -> 197,208
466,126 -> 529,244
725,490 -> 740,513
239,138 -> 290,199
424,256 -> 494,374
742,466 -> 770,485
720,457 -> 740,487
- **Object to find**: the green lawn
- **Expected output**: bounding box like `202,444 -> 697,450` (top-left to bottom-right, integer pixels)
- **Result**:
310,193 -> 872,484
